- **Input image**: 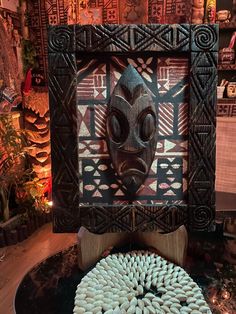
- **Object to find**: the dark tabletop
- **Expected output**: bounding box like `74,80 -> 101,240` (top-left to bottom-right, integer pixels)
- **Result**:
14,228 -> 236,314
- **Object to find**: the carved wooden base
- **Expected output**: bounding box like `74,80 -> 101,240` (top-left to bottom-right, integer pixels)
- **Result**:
77,226 -> 188,271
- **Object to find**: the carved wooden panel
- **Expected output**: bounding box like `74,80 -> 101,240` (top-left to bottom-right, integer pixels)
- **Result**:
48,24 -> 218,233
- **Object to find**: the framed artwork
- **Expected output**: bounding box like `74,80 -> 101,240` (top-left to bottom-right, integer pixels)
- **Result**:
48,24 -> 218,233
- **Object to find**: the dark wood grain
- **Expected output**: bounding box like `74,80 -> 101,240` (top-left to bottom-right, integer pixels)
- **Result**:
106,64 -> 158,194
48,24 -> 218,233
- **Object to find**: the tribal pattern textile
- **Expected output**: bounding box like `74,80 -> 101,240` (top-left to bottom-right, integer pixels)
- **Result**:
77,56 -> 189,205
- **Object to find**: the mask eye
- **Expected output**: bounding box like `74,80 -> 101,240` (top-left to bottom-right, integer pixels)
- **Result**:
107,112 -> 128,144
139,112 -> 156,142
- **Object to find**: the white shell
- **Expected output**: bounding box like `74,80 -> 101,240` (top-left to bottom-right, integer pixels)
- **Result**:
104,310 -> 113,314
127,305 -> 136,314
187,297 -> 197,304
137,299 -> 144,309
130,297 -> 138,307
180,306 -> 191,313
176,294 -> 187,301
92,306 -> 102,313
120,301 -> 130,310
199,305 -> 211,312
147,305 -> 156,314
153,296 -> 164,305
161,305 -> 171,312
73,306 -> 85,314
170,307 -> 180,314
143,298 -> 152,306
188,303 -> 199,310
166,291 -> 176,297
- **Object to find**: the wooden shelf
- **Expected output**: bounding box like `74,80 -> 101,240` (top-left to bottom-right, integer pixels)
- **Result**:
218,64 -> 236,70
217,100 -> 236,117
218,98 -> 236,103
219,22 -> 236,29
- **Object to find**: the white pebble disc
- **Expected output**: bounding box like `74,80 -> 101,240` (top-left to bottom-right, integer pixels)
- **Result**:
73,251 -> 212,314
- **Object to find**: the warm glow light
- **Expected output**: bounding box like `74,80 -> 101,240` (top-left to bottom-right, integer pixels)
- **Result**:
48,201 -> 53,207
222,290 -> 231,300
212,297 -> 217,304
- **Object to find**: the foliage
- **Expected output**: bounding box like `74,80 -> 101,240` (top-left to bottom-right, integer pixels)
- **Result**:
17,175 -> 51,215
0,113 -> 51,223
22,39 -> 38,74
0,113 -> 30,221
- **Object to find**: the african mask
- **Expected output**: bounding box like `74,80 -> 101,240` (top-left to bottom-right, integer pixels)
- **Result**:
106,65 -> 158,194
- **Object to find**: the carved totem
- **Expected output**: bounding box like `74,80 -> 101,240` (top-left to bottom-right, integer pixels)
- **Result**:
191,0 -> 204,24
23,89 -> 51,181
106,65 -> 157,194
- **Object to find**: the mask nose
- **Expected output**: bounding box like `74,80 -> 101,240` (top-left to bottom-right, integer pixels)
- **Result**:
118,130 -> 145,153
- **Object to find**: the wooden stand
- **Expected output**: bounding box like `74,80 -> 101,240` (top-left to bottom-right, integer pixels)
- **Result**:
78,226 -> 188,271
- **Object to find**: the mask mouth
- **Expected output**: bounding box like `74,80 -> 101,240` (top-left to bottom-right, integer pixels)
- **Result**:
119,158 -> 147,176
119,158 -> 148,193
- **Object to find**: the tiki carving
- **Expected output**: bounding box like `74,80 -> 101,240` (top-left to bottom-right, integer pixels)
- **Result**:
106,65 -> 158,194
23,89 -> 51,180
191,0 -> 204,24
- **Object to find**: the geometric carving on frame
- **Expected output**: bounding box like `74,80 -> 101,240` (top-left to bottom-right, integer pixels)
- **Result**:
48,25 -> 75,53
134,205 -> 188,233
53,206 -> 79,233
48,24 -> 218,233
75,205 -> 188,234
191,24 -> 218,52
131,24 -> 190,51
48,25 -> 75,52
189,205 -> 215,231
75,24 -> 190,52
76,24 -> 130,52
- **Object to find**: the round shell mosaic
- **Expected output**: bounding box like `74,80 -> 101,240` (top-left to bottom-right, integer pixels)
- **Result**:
74,251 -> 211,314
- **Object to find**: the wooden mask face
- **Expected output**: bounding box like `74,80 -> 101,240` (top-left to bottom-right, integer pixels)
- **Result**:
106,65 -> 158,194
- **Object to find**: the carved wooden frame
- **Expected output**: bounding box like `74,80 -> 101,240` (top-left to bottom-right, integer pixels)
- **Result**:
48,24 -> 218,233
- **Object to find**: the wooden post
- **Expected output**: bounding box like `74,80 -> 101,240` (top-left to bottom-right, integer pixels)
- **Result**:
78,227 -> 128,271
132,226 -> 188,267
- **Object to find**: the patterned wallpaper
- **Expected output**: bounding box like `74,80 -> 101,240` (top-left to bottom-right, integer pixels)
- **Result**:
0,0 -> 18,12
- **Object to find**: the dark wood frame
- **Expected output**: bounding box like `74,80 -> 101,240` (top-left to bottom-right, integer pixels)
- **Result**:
48,24 -> 218,233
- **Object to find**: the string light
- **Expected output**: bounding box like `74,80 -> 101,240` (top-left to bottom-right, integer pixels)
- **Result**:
209,288 -> 233,314
221,289 -> 231,300
212,296 -> 217,304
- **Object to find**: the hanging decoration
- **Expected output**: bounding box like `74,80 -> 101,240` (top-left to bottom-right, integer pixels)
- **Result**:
0,16 -> 21,93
